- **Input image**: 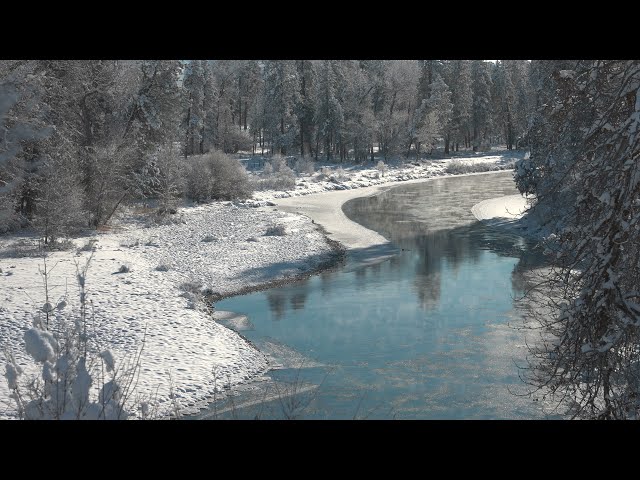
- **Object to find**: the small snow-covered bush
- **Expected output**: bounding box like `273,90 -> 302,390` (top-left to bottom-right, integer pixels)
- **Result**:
3,255 -> 141,419
78,239 -> 98,252
314,166 -> 333,182
294,157 -> 315,175
331,167 -> 349,182
265,224 -> 286,236
256,156 -> 297,191
117,264 -> 130,274
376,160 -> 388,177
155,264 -> 170,272
179,281 -> 203,294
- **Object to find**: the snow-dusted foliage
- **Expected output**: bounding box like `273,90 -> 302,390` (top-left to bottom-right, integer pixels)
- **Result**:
517,60 -> 640,419
185,150 -> 253,202
255,155 -> 296,191
3,256 -> 140,419
2,60 -> 536,238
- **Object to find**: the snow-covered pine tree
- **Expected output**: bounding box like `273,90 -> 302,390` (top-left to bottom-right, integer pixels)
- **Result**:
471,60 -> 493,151
449,60 -> 473,152
296,60 -> 317,158
263,60 -> 300,157
416,74 -> 453,154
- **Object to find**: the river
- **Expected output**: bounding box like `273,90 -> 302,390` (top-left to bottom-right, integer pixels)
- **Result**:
193,172 -> 558,419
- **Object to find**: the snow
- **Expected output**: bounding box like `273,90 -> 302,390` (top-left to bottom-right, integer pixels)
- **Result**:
100,350 -> 115,372
0,150 -> 524,419
0,200 -> 330,418
471,194 -> 529,223
23,328 -> 57,363
470,193 -> 547,239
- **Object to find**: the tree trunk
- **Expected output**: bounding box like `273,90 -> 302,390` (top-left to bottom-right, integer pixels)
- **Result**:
280,117 -> 285,155
243,102 -> 248,131
445,135 -> 450,155
184,105 -> 191,159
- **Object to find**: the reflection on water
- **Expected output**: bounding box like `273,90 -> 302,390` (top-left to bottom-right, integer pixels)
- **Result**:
201,172 -> 557,419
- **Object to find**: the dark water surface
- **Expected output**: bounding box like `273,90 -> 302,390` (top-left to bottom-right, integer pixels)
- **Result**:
197,172 -> 555,419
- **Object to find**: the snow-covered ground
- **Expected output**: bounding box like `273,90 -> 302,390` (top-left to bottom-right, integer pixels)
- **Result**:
0,203 -> 335,418
0,150 -> 525,419
471,192 -> 547,240
472,194 -> 528,222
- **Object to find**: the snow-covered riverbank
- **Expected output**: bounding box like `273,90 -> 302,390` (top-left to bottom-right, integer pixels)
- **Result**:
471,192 -> 548,241
0,204 -> 336,418
0,151 -> 524,419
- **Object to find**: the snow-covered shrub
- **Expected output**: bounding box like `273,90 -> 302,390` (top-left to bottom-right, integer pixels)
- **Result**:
255,156 -> 296,191
77,239 -> 98,253
179,281 -> 203,294
445,160 -> 497,175
185,151 -> 253,202
313,166 -> 333,182
376,160 -> 387,177
117,264 -> 130,273
269,155 -> 289,172
3,255 -> 141,419
265,224 -> 286,236
155,264 -> 169,272
331,167 -> 348,183
294,157 -> 315,175
178,281 -> 205,311
514,156 -> 541,195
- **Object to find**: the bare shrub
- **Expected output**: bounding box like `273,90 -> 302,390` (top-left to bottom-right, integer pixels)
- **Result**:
265,224 -> 286,236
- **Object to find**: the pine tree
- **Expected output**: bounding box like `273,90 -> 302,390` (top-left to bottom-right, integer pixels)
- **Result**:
471,60 -> 493,151
416,74 -> 453,154
296,60 -> 317,158
450,60 -> 473,151
263,60 -> 300,156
